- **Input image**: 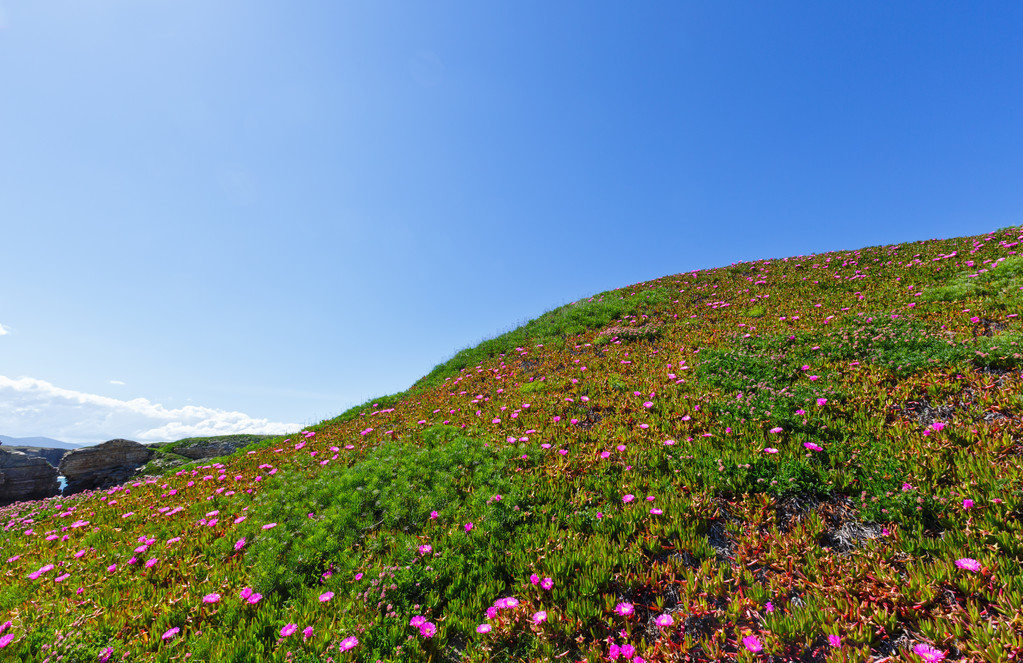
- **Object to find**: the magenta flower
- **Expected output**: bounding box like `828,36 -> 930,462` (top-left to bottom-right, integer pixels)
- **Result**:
234,538 -> 246,551
280,623 -> 297,637
0,634 -> 12,649
339,635 -> 359,651
828,634 -> 842,647
240,587 -> 253,600
955,558 -> 981,572
622,494 -> 635,503
319,591 -> 334,602
764,447 -> 778,454
145,558 -> 158,568
541,577 -> 554,590
430,511 -> 439,519
620,643 -> 636,659
418,544 -> 432,555
816,398 -> 827,406
409,615 -> 427,628
650,508 -> 663,515
99,646 -> 114,661
643,401 -> 654,408
261,523 -> 277,530
743,635 -> 762,652
203,593 -> 221,603
962,499 -> 974,509
769,427 -> 783,434
476,623 -> 492,634
464,522 -> 474,532
162,627 -> 180,641
419,622 -> 437,638
615,602 -> 634,616
913,643 -> 946,662
247,592 -> 262,604
532,610 -> 547,624
804,442 -> 823,452
302,626 -> 314,640
107,564 -> 117,573
654,613 -> 674,627
530,573 -> 540,585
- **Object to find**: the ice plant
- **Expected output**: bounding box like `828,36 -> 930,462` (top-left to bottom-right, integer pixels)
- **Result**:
654,613 -> 674,627
280,624 -> 297,637
532,610 -> 547,623
955,557 -> 981,572
615,602 -> 634,616
339,636 -> 358,651
162,627 -> 180,641
476,624 -> 492,634
203,593 -> 221,603
913,643 -> 946,662
743,635 -> 762,652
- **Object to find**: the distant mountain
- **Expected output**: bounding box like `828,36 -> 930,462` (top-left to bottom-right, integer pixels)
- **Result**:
0,435 -> 86,450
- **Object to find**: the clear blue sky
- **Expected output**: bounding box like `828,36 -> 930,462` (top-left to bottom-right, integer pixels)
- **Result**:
2,1 -> 1021,444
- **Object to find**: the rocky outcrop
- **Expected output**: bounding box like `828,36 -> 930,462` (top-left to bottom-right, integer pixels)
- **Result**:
58,439 -> 153,494
170,438 -> 253,460
0,447 -> 60,505
8,446 -> 69,468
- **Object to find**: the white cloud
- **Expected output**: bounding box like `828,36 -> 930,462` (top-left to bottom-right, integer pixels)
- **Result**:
109,380 -> 126,385
0,376 -> 301,445
0,323 -> 9,336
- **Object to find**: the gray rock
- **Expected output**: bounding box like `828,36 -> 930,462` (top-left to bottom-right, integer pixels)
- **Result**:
171,438 -> 252,460
58,439 -> 153,494
8,446 -> 69,467
0,447 -> 60,505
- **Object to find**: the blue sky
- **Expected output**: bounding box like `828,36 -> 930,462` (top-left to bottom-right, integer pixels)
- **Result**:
2,1 -> 1021,444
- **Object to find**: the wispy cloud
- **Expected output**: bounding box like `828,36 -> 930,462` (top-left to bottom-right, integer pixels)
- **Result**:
0,376 -> 301,445
0,323 -> 10,336
109,380 -> 126,385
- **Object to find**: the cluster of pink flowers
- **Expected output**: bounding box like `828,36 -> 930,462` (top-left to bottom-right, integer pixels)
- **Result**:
409,615 -> 437,638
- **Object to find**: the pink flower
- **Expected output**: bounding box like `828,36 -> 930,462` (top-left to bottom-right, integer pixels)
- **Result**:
0,634 -> 12,649
770,427 -> 783,434
261,523 -> 277,530
203,593 -> 221,603
162,627 -> 180,641
931,422 -> 946,432
532,610 -> 547,624
234,538 -> 246,551
963,499 -> 974,509
410,615 -> 427,628
419,622 -> 437,638
240,587 -> 253,600
99,646 -> 114,661
622,494 -> 635,503
476,623 -> 492,634
650,508 -> 663,515
319,591 -> 334,602
530,573 -> 540,585
339,635 -> 358,651
643,401 -> 654,408
145,558 -> 158,568
615,602 -> 634,616
828,634 -> 842,647
303,626 -> 314,640
804,442 -> 823,452
816,398 -> 827,406
620,644 -> 636,659
654,613 -> 673,627
541,577 -> 553,590
764,447 -> 778,454
955,558 -> 981,572
430,510 -> 439,519
418,544 -> 432,555
913,643 -> 946,662
280,623 -> 297,637
247,593 -> 263,604
743,635 -> 762,652
107,564 -> 117,573
464,522 -> 474,532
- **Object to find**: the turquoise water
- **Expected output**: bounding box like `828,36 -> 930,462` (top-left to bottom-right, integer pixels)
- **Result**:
57,475 -> 67,491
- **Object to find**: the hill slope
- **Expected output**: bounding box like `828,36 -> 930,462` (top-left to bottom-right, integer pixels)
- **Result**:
2,229 -> 1022,662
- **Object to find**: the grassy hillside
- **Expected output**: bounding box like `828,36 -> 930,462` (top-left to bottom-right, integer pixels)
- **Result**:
2,228 -> 1023,662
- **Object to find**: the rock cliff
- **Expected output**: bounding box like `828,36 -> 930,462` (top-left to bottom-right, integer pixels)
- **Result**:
58,439 -> 153,494
0,447 -> 60,505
